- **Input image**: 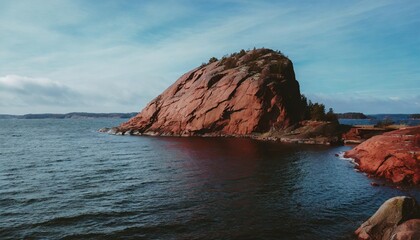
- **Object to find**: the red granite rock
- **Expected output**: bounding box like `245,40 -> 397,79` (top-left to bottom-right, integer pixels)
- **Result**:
342,126 -> 391,144
345,126 -> 420,184
118,49 -> 302,136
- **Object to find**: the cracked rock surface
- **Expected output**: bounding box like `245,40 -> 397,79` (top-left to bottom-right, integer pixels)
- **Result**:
345,126 -> 420,184
118,49 -> 302,136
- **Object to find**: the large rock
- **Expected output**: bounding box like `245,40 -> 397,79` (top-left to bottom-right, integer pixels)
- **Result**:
342,127 -> 391,144
392,219 -> 420,240
98,127 -> 119,135
344,126 -> 420,184
355,196 -> 420,240
118,49 -> 303,136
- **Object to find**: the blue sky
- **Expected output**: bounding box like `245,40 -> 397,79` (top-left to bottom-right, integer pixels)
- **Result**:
0,0 -> 419,114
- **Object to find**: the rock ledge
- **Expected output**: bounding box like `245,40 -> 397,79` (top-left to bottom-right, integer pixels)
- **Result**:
345,126 -> 420,184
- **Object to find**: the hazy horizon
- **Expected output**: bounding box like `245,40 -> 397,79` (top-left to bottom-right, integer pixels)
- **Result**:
0,111 -> 418,116
1,0 -> 419,114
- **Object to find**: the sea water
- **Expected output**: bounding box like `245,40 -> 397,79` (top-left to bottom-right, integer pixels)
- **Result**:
1,119 -> 419,239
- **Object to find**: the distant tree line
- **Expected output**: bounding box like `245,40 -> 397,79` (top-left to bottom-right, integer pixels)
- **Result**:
410,114 -> 420,119
335,112 -> 368,119
300,94 -> 338,123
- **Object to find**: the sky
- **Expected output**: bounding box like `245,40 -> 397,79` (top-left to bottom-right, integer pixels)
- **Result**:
0,0 -> 419,114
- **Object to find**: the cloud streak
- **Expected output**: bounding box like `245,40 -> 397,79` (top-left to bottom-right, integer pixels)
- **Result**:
0,75 -> 81,109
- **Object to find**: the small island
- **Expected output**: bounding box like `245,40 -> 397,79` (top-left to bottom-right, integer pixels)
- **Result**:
105,48 -> 345,145
336,112 -> 369,119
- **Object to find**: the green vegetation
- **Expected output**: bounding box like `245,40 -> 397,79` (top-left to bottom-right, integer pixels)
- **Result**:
237,49 -> 247,57
336,112 -> 368,119
221,57 -> 238,69
300,94 -> 338,123
208,57 -> 218,64
325,108 -> 338,122
248,61 -> 262,73
409,114 -> 420,119
375,118 -> 395,128
205,47 -> 287,70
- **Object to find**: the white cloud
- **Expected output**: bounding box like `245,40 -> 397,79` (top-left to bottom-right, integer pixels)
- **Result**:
0,74 -> 157,114
0,75 -> 80,107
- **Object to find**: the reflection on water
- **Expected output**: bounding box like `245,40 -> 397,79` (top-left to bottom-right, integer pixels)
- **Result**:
0,119 -> 419,239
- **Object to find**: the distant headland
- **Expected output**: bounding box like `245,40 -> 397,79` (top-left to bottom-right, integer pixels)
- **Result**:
0,112 -> 137,119
336,112 -> 369,119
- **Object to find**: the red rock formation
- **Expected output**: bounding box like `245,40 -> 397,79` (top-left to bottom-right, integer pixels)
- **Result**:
342,127 -> 391,144
119,49 -> 302,136
345,126 -> 420,184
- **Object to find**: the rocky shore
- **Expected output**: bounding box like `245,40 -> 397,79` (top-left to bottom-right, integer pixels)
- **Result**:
345,126 -> 420,185
100,120 -> 346,145
100,48 -> 419,186
253,120 -> 345,145
101,123 -> 420,185
342,126 -> 392,144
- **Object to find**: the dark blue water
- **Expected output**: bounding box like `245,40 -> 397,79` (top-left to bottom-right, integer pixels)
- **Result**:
1,119 -> 419,239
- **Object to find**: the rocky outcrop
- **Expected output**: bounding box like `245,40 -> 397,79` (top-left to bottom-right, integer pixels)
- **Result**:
98,127 -> 119,135
344,126 -> 420,184
342,127 -> 391,144
392,219 -> 420,239
355,196 -> 420,240
118,49 -> 302,137
255,120 -> 344,145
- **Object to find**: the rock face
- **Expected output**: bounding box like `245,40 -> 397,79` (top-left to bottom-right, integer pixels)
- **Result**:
355,196 -> 420,240
342,127 -> 391,144
118,49 -> 302,136
392,219 -> 420,240
255,120 -> 343,145
344,126 -> 420,184
98,127 -> 119,135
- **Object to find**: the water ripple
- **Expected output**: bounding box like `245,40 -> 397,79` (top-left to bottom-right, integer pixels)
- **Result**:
0,119 -> 419,239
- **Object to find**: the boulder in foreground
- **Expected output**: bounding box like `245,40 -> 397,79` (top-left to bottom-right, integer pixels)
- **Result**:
355,196 -> 420,239
392,219 -> 420,240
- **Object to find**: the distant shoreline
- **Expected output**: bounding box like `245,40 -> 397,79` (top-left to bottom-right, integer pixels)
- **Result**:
1,112 -> 418,120
0,112 -> 137,119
